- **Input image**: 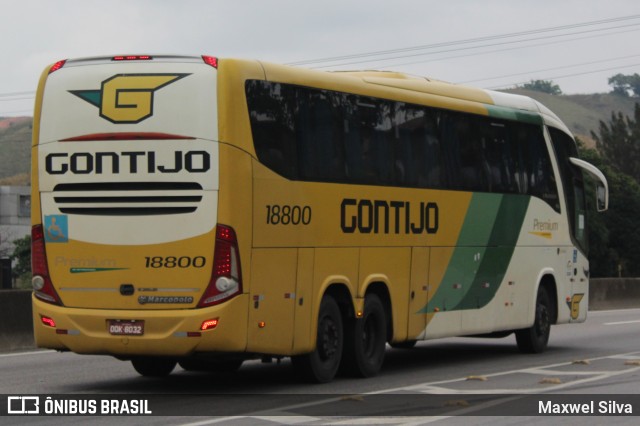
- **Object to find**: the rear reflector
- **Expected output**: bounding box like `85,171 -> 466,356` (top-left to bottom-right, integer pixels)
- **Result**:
200,318 -> 219,331
40,316 -> 56,328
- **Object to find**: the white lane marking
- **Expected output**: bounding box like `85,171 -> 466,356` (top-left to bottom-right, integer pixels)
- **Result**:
363,350 -> 640,395
402,395 -> 524,425
329,417 -> 428,425
0,350 -> 55,358
253,415 -> 320,424
180,416 -> 322,426
179,417 -> 246,426
609,354 -> 640,360
588,308 -> 640,315
522,368 -> 615,376
410,365 -> 640,394
178,350 -> 640,426
604,320 -> 640,326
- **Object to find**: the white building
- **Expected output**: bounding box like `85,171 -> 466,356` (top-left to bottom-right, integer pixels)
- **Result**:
0,186 -> 30,288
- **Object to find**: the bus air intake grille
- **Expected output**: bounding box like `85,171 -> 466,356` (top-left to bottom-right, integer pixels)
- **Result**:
52,182 -> 203,216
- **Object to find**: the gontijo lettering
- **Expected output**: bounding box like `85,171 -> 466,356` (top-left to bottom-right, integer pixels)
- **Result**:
45,151 -> 210,175
341,198 -> 439,234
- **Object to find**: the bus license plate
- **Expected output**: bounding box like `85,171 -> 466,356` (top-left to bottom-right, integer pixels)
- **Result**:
108,320 -> 144,336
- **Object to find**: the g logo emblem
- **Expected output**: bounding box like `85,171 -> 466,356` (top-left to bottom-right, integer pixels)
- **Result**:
70,73 -> 189,123
567,293 -> 584,320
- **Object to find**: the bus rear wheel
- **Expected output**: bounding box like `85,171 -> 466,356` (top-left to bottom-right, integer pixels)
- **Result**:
292,295 -> 343,383
516,286 -> 551,353
131,357 -> 177,377
342,294 -> 387,377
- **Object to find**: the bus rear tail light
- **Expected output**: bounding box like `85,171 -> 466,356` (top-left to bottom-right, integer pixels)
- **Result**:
197,225 -> 242,307
48,60 -> 66,74
32,225 -> 62,305
202,56 -> 218,68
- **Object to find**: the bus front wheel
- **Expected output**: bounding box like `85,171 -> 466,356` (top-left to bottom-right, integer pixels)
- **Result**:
292,295 -> 343,383
516,286 -> 551,353
342,293 -> 387,377
131,357 -> 177,377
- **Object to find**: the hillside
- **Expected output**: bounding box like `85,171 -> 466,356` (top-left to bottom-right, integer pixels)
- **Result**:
503,89 -> 638,147
0,92 -> 638,184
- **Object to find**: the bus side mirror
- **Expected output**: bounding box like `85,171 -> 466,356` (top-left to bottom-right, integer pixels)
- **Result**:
569,157 -> 609,212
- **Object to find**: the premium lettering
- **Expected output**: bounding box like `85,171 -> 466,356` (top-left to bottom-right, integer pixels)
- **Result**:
45,150 -> 210,175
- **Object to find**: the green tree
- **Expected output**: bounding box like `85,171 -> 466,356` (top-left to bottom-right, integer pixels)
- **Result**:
520,79 -> 562,95
580,137 -> 640,277
608,73 -> 640,97
576,142 -> 613,276
591,103 -> 640,183
600,167 -> 640,277
9,235 -> 31,288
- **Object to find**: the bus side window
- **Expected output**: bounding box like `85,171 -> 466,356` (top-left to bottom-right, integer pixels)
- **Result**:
298,90 -> 346,182
523,127 -> 560,212
422,113 -> 445,189
443,113 -> 488,192
481,122 -> 512,194
246,81 -> 298,179
549,127 -> 588,252
343,95 -> 364,182
372,102 -> 394,185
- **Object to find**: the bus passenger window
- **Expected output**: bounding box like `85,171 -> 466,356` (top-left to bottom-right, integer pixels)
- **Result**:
525,129 -> 560,212
246,81 -> 298,179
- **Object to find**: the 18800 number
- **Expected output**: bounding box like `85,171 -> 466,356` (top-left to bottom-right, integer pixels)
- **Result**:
266,205 -> 312,225
145,256 -> 206,268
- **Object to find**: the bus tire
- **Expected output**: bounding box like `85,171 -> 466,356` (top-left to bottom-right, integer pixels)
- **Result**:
516,286 -> 551,354
131,357 -> 177,377
292,295 -> 343,383
342,294 -> 387,377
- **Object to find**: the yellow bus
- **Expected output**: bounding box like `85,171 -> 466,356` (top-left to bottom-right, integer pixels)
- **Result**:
31,55 -> 608,382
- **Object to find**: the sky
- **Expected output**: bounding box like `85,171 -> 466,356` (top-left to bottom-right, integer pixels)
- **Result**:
2,0 -> 640,116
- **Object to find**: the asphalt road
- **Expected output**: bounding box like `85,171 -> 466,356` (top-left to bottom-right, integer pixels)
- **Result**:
1,308 -> 639,425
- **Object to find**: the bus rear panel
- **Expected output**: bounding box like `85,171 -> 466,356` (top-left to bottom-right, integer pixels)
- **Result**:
32,56 -> 248,356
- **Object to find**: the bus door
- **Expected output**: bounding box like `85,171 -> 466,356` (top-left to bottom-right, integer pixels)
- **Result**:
247,248 -> 298,354
408,247 -> 429,339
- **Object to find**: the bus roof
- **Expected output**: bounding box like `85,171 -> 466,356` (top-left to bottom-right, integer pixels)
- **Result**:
334,69 -> 570,134
256,60 -> 572,135
44,55 -> 572,136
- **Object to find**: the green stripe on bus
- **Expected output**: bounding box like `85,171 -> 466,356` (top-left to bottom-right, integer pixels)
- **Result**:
453,194 -> 530,311
420,193 -> 530,314
421,193 -> 501,313
70,268 -> 128,273
486,104 -> 543,125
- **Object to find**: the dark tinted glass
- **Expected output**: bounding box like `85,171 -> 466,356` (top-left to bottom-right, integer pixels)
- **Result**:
246,80 -> 560,210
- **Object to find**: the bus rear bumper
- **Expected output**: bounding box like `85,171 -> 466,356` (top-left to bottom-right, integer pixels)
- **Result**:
32,294 -> 249,357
